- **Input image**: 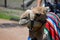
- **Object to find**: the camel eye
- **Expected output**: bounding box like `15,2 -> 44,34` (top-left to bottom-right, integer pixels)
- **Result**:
35,14 -> 41,16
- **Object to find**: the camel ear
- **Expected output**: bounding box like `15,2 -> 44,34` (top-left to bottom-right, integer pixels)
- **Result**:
45,7 -> 50,12
43,7 -> 50,14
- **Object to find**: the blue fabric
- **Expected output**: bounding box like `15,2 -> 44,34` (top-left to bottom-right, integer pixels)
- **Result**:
28,36 -> 31,40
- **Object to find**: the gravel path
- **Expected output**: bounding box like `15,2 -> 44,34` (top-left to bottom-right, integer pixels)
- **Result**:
0,19 -> 29,40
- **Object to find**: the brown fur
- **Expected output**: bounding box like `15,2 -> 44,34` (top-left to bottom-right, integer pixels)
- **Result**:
32,7 -> 47,14
19,7 -> 48,40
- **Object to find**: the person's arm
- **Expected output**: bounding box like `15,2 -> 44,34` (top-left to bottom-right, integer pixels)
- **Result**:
37,0 -> 42,7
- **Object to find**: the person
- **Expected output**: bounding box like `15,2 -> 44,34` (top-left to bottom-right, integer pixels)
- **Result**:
37,0 -> 46,7
21,0 -> 45,9
37,0 -> 42,7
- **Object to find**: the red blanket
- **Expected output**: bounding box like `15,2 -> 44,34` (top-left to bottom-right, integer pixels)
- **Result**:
45,12 -> 60,40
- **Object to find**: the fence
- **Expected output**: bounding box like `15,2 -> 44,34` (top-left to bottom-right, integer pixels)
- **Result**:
0,0 -> 37,9
0,0 -> 5,7
0,0 -> 59,9
0,0 -> 23,9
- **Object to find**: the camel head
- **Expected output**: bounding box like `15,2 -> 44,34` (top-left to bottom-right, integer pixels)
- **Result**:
21,7 -> 48,30
27,7 -> 49,30
19,7 -> 49,39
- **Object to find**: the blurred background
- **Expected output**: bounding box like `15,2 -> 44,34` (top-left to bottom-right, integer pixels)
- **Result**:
0,0 -> 37,20
0,0 -> 56,20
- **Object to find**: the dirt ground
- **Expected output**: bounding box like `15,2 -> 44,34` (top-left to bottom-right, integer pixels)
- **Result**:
0,19 -> 29,40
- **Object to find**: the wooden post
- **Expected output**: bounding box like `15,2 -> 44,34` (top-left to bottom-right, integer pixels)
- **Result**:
23,0 -> 24,9
5,0 -> 7,7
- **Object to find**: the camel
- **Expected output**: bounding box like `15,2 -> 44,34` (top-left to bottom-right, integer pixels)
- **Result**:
19,6 -> 60,40
19,7 -> 49,40
19,0 -> 60,39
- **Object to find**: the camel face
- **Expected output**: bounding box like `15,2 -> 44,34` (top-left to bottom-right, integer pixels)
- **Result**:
19,7 -> 48,29
27,7 -> 48,32
19,7 -> 49,40
27,7 -> 49,40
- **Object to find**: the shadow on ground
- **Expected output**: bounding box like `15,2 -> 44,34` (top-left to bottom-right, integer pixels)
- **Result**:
0,23 -> 23,28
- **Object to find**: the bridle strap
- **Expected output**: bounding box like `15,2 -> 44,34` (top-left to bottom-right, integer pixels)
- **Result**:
34,21 -> 46,33
28,11 -> 46,33
29,20 -> 46,33
31,20 -> 34,30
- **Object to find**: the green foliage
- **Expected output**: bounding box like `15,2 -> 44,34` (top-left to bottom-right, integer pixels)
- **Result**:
0,13 -> 19,20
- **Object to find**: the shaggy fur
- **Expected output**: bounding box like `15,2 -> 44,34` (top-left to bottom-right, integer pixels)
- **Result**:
19,7 -> 49,40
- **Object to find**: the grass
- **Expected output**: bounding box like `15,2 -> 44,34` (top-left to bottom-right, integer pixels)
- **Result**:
0,7 -> 25,20
0,11 -> 19,20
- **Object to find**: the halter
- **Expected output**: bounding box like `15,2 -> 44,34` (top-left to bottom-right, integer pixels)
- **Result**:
29,20 -> 46,33
28,13 -> 46,33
